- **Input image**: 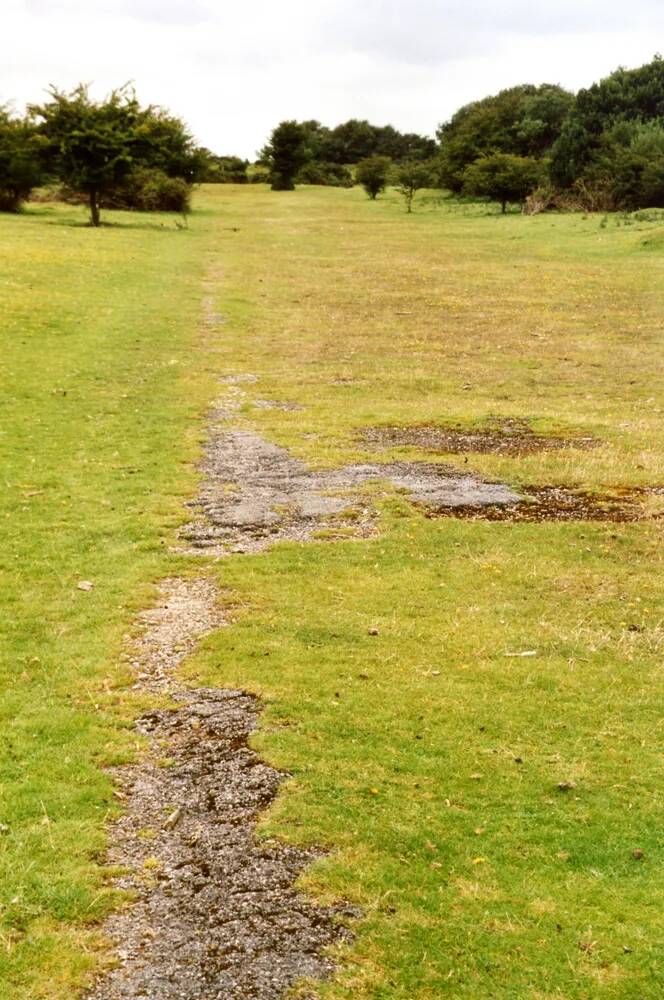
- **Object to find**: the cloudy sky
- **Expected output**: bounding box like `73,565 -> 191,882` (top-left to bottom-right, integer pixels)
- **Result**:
4,1 -> 664,157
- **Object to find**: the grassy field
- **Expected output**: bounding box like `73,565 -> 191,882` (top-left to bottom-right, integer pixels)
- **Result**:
1,186 -> 663,998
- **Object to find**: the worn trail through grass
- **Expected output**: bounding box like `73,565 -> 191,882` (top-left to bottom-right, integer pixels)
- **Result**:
1,187 -> 663,1000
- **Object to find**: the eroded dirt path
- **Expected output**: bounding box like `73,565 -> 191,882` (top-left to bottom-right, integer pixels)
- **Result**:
88,578 -> 353,1000
180,428 -> 520,555
89,370 -> 662,1000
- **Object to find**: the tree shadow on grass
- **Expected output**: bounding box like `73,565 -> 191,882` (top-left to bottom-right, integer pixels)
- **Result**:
42,215 -> 191,232
21,203 -> 193,231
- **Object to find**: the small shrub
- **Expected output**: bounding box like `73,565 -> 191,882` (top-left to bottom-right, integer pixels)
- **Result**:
356,155 -> 393,199
463,153 -> 542,213
103,168 -> 191,213
396,160 -> 434,212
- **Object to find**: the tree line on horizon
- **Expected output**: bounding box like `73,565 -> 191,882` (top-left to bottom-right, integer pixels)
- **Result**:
262,56 -> 664,213
3,55 -> 664,223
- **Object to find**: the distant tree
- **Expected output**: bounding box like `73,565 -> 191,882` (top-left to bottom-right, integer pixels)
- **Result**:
323,119 -> 378,163
286,118 -> 436,165
197,150 -> 249,183
355,155 -> 392,199
437,84 -> 573,192
299,120 -> 332,161
0,108 -> 43,211
373,125 -> 437,162
261,121 -> 308,190
462,153 -> 541,212
550,55 -> 664,189
396,160 -> 433,212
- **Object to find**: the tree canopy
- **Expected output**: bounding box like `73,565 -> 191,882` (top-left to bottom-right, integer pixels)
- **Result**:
30,84 -> 199,225
356,155 -> 393,199
396,160 -> 433,212
550,55 -> 664,189
437,84 -> 573,193
261,121 -> 308,191
0,108 -> 43,211
462,153 -> 542,213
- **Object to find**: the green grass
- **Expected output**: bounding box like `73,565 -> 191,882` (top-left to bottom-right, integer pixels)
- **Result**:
0,201 -> 219,995
1,186 -> 663,998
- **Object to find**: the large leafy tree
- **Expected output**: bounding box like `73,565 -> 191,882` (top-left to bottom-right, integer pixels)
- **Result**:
550,55 -> 664,189
31,84 -> 199,225
437,84 -> 573,192
132,107 -> 203,182
261,120 -> 308,191
0,108 -> 44,211
31,84 -> 143,225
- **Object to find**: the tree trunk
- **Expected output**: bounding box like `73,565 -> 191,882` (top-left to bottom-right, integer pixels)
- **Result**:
89,189 -> 100,227
501,200 -> 507,214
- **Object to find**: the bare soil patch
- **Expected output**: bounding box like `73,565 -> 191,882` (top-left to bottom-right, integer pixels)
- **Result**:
252,399 -> 304,412
88,579 -> 352,1000
180,430 -> 520,555
427,485 -> 664,523
360,419 -> 598,456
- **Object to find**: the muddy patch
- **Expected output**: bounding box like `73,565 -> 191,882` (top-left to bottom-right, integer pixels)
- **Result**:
427,485 -> 664,523
88,579 -> 352,1000
360,419 -> 598,456
180,430 -> 520,555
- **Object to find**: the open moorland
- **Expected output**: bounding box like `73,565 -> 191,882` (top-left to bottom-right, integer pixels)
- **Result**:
1,185 -> 663,999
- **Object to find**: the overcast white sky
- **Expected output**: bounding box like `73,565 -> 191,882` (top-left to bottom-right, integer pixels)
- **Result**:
4,0 -> 664,158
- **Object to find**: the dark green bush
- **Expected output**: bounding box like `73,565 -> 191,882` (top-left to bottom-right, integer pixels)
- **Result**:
355,155 -> 393,199
0,109 -> 43,212
296,161 -> 353,187
462,153 -> 542,212
103,167 -> 191,212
